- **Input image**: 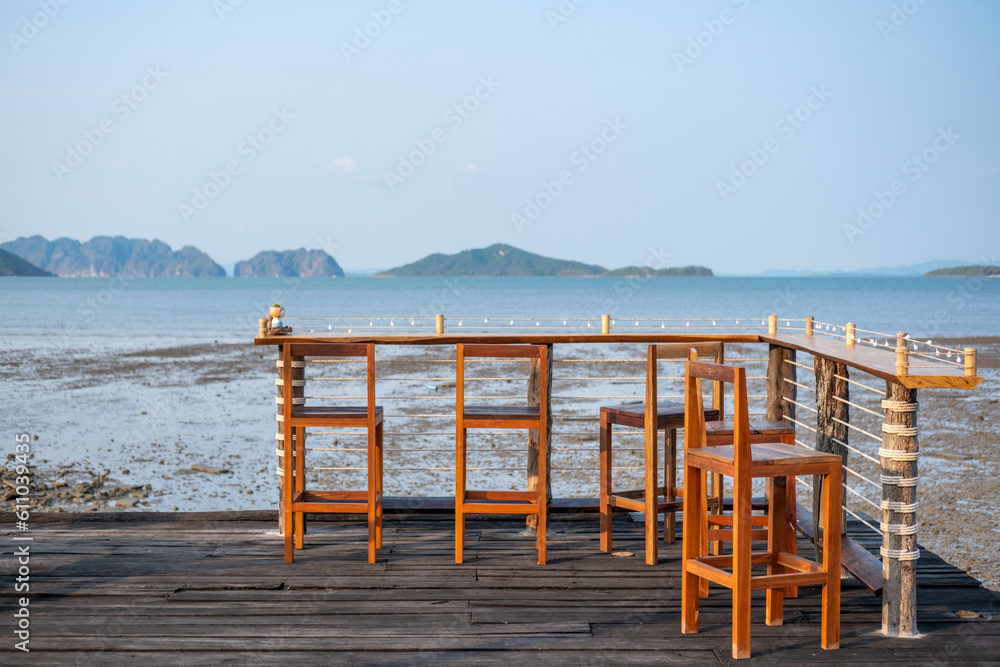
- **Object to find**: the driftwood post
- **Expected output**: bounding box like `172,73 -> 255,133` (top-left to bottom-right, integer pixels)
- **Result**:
526,344 -> 553,532
814,356 -> 849,559
881,334 -> 919,637
276,347 -> 305,536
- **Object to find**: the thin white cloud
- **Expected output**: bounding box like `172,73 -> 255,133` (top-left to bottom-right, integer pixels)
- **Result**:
319,156 -> 358,172
968,166 -> 999,176
461,162 -> 478,174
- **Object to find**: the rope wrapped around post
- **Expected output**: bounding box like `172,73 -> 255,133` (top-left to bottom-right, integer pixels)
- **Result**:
881,384 -> 919,638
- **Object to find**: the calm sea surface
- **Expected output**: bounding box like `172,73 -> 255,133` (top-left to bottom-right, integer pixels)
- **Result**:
2,276 -> 997,345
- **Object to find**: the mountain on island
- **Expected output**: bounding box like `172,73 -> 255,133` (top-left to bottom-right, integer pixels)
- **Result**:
603,265 -> 713,277
234,248 -> 344,277
377,244 -> 713,277
1,235 -> 225,277
925,265 -> 1000,277
0,249 -> 54,276
377,244 -> 606,277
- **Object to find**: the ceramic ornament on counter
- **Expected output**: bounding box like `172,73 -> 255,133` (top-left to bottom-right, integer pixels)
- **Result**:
267,303 -> 292,335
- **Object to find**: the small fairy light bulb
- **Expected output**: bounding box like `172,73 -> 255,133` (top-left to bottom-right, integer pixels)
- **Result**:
369,321 -> 373,327
735,320 -> 739,325
390,321 -> 394,327
327,324 -> 332,330
535,321 -> 540,326
634,320 -> 639,326
587,322 -> 591,328
563,320 -> 567,325
459,321 -> 463,326
484,318 -> 488,323
661,322 -> 665,329
411,320 -> 415,326
786,321 -> 790,327
348,328 -> 352,334
712,320 -> 716,326
611,319 -> 616,325
510,319 -> 514,325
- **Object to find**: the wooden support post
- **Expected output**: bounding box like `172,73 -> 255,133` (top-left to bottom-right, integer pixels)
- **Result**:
601,314 -> 610,335
895,332 -> 909,376
964,347 -> 977,376
276,348 -> 305,536
846,322 -> 855,347
768,315 -> 777,336
526,344 -> 553,532
881,382 -> 919,638
814,356 -> 849,558
766,345 -> 795,424
435,314 -> 444,335
805,316 -> 814,336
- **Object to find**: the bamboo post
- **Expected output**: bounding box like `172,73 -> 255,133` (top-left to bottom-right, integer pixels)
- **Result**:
768,315 -> 777,336
814,356 -> 849,559
805,316 -> 814,336
435,314 -> 444,335
964,347 -> 976,376
881,382 -> 919,638
895,332 -> 909,376
275,348 -> 305,536
526,345 -> 553,532
259,318 -> 268,338
846,323 -> 855,347
601,314 -> 610,335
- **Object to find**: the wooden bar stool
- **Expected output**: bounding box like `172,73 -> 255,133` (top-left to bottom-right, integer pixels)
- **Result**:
456,344 -> 548,565
681,356 -> 842,659
281,343 -> 383,564
599,342 -> 722,565
704,419 -> 797,568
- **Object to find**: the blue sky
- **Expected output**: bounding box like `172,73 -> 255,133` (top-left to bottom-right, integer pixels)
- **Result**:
1,0 -> 998,274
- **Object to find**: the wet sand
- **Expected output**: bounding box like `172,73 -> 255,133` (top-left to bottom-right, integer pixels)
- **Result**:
4,336 -> 998,590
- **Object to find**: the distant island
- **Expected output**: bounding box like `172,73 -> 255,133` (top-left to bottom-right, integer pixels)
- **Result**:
235,249 -> 344,277
0,248 -> 53,276
376,243 -> 713,277
603,265 -> 713,277
925,265 -> 1000,277
1,235 -> 225,277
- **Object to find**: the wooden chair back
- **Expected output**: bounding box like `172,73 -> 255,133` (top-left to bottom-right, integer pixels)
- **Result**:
684,355 -> 751,470
456,343 -> 547,418
283,342 -> 376,418
645,342 -> 724,421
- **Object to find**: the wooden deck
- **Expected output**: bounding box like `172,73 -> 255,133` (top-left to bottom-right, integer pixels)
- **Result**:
3,511 -> 998,665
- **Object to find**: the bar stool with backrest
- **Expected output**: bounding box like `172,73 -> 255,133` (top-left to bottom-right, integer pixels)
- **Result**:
599,342 -> 723,565
456,343 -> 548,565
681,354 -> 842,660
281,343 -> 383,564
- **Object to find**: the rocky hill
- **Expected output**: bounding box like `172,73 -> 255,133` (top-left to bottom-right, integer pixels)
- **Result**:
234,249 -> 344,277
1,236 -> 225,277
0,248 -> 54,276
377,244 -> 607,277
925,265 -> 1000,277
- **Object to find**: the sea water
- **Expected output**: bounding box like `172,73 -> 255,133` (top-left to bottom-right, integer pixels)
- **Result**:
2,275 -> 998,345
